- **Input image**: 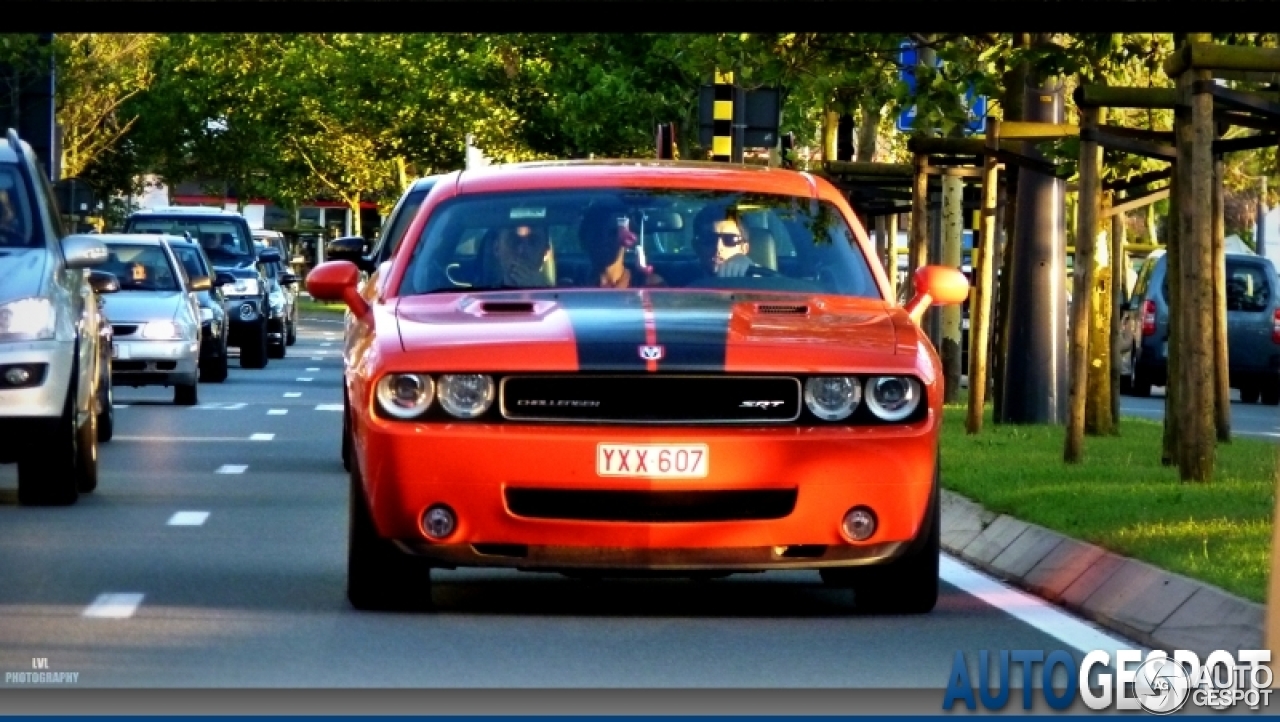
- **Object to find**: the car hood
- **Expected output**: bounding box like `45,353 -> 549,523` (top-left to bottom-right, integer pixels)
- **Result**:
102,291 -> 188,323
0,248 -> 50,305
392,289 -> 906,374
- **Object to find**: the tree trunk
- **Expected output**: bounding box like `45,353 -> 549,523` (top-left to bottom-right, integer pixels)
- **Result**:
1087,192 -> 1115,436
394,156 -> 409,193
1109,209 -> 1127,428
1066,105 -> 1101,463
1212,156 -> 1231,443
1162,171 -> 1181,467
885,213 -> 900,303
941,172 -> 965,403
966,126 -> 1001,435
822,109 -> 839,163
1146,202 -> 1159,244
856,99 -> 880,163
348,197 -> 362,238
907,154 -> 930,300
992,33 -> 1030,424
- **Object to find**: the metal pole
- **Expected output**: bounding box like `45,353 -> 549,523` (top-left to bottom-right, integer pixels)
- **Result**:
998,63 -> 1069,425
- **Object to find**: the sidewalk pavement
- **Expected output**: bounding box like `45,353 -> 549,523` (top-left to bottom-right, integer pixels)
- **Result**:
941,489 -> 1265,657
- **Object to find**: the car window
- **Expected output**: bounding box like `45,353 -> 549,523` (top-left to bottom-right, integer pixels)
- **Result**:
100,244 -> 181,292
399,188 -> 880,299
376,187 -> 431,263
171,245 -> 209,281
125,217 -> 253,261
0,165 -> 35,249
1225,262 -> 1272,312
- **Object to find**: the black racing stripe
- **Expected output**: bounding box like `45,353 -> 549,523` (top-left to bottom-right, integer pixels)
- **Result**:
557,291 -> 649,372
648,292 -> 735,373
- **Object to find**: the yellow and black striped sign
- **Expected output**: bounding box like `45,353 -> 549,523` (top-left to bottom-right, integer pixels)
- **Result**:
711,71 -> 734,162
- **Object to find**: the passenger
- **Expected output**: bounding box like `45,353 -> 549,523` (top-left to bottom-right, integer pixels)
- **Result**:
691,204 -> 754,278
491,224 -> 553,288
0,187 -> 26,246
579,205 -> 664,289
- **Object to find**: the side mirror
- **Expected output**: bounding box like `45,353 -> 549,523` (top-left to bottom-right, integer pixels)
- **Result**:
904,265 -> 970,325
214,272 -> 237,287
87,270 -> 119,294
279,271 -> 298,286
62,235 -> 109,269
306,260 -> 369,321
189,275 -> 212,292
326,235 -> 367,263
258,248 -> 282,263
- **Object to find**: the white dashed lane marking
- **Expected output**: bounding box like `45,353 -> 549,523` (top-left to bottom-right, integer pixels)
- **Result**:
167,511 -> 210,526
250,433 -> 274,441
284,392 -> 301,398
320,343 -> 333,347
112,404 -> 130,409
315,404 -> 343,412
297,378 -> 313,382
306,367 -> 319,372
268,409 -> 288,415
310,357 -> 323,361
216,465 -> 248,474
197,402 -> 246,410
83,593 -> 145,619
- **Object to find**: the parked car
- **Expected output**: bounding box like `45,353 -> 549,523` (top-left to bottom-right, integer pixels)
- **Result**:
1119,248 -> 1280,404
0,128 -> 110,505
166,236 -> 233,382
95,234 -> 206,405
121,207 -> 280,369
308,160 -> 969,613
326,174 -> 445,470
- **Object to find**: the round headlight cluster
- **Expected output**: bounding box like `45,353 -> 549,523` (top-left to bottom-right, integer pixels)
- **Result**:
803,375 -> 923,422
374,373 -> 496,420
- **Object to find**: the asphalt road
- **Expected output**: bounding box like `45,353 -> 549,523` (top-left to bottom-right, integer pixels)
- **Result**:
0,316 -> 1140,689
1119,387 -> 1280,443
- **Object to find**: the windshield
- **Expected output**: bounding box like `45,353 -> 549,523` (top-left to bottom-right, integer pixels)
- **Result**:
100,243 -> 181,292
398,188 -> 880,298
126,217 -> 252,262
171,245 -> 209,281
0,165 -> 35,250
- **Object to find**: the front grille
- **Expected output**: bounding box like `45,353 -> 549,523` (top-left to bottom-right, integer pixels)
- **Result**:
112,360 -> 177,372
505,488 -> 798,522
499,375 -> 802,424
112,324 -> 138,337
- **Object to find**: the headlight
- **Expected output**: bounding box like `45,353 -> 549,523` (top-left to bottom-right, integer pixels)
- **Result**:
803,376 -> 861,421
141,321 -> 182,340
376,373 -> 435,419
199,308 -> 214,323
221,278 -> 260,297
437,374 -> 495,419
864,376 -> 922,422
0,297 -> 56,341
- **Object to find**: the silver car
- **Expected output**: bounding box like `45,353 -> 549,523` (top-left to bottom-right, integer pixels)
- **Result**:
94,234 -> 206,405
0,128 -> 111,506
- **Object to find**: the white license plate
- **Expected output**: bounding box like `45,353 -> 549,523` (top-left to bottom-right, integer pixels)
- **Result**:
596,443 -> 709,478
113,343 -> 128,360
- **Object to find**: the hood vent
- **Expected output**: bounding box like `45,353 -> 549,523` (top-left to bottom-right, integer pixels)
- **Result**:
755,304 -> 809,315
480,301 -> 536,314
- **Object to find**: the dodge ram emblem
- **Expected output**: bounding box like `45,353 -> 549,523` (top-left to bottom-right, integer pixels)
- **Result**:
638,345 -> 665,361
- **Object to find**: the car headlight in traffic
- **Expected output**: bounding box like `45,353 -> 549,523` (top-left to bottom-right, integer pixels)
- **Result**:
803,376 -> 861,421
141,321 -> 182,340
437,374 -> 495,419
375,373 -> 435,419
864,376 -> 922,422
0,297 -> 56,341
221,278 -> 260,297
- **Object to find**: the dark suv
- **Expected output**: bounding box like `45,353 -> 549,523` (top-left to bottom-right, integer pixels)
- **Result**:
122,207 -> 280,369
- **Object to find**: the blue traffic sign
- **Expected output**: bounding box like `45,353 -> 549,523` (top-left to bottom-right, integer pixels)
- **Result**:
896,39 -> 987,135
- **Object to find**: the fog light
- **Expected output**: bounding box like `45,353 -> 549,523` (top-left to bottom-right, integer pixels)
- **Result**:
421,505 -> 457,540
239,303 -> 256,321
842,507 -> 877,542
4,367 -> 31,386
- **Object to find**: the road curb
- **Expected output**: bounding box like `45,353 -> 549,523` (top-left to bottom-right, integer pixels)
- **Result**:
940,489 -> 1265,656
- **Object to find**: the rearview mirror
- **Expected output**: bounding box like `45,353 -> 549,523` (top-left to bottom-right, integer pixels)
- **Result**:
62,235 -> 109,269
87,270 -> 119,294
189,275 -> 212,292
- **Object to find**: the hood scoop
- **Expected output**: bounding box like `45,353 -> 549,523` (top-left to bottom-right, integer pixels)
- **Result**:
755,303 -> 810,315
479,301 -> 536,314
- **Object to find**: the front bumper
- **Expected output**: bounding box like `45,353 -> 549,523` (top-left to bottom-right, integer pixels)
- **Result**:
111,339 -> 199,387
0,339 -> 74,419
357,414 -> 940,572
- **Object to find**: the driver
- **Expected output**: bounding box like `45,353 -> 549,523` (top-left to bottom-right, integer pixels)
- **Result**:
691,204 -> 754,278
490,224 -> 553,288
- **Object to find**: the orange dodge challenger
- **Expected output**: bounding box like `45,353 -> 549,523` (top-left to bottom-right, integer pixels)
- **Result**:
307,160 -> 968,613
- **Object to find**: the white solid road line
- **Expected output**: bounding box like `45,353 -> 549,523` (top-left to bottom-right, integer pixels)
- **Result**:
116,436 -> 248,443
197,402 -> 247,410
250,433 -> 274,441
112,404 -> 130,409
268,409 -> 288,415
939,555 -> 1139,655
83,593 -> 145,619
215,464 -> 248,474
315,404 -> 343,411
167,511 -> 210,526
284,392 -> 302,398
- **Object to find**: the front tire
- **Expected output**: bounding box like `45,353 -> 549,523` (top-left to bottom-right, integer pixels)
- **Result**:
239,320 -> 269,369
17,382 -> 83,506
76,406 -> 99,494
286,316 -> 297,346
174,381 -> 198,406
1131,367 -> 1154,398
1262,378 -> 1280,406
1241,383 -> 1261,404
202,351 -> 229,383
851,487 -> 940,615
347,463 -> 434,612
97,374 -> 114,443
